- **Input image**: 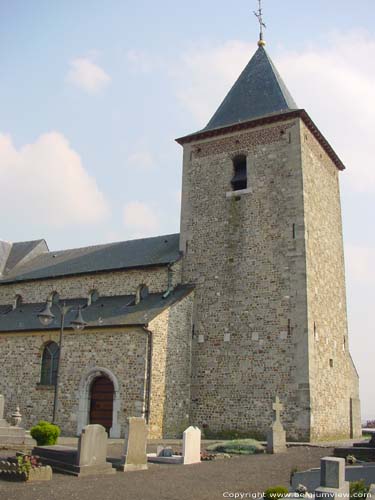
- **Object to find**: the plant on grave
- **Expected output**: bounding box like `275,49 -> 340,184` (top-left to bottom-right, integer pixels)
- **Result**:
16,455 -> 42,479
350,480 -> 369,500
263,486 -> 289,500
30,421 -> 61,446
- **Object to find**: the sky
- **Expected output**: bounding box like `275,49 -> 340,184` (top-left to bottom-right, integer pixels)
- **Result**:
0,1 -> 374,421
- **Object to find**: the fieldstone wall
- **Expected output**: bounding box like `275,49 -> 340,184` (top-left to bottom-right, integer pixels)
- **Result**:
180,118 -> 312,440
0,289 -> 194,439
301,122 -> 361,440
0,262 -> 182,306
148,291 -> 194,438
0,327 -> 147,436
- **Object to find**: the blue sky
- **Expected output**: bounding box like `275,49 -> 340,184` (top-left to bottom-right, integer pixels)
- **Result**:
0,1 -> 374,420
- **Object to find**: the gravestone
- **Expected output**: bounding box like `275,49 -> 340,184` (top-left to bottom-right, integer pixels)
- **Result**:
267,396 -> 287,454
0,395 -> 7,426
33,424 -> 115,477
182,426 -> 201,465
148,426 -> 201,465
315,457 -> 349,499
120,417 -> 148,472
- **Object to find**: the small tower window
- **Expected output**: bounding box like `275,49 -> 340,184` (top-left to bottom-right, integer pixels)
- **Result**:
40,341 -> 60,386
231,155 -> 247,191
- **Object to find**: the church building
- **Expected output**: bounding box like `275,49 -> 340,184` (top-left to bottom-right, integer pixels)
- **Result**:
0,32 -> 361,441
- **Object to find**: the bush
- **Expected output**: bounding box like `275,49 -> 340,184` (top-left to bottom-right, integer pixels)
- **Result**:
206,438 -> 264,455
350,480 -> 369,500
264,486 -> 289,500
30,421 -> 60,446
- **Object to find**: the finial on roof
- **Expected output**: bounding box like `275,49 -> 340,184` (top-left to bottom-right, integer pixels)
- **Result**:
254,0 -> 266,47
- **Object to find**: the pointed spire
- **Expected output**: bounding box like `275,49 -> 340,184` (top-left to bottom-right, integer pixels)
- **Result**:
203,45 -> 298,132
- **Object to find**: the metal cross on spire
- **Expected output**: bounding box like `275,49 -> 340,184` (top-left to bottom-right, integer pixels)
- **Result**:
254,0 -> 266,47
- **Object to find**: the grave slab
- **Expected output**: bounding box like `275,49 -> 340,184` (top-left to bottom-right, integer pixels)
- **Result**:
33,425 -> 115,477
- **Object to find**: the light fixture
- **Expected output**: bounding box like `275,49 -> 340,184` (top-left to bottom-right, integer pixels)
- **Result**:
70,307 -> 87,331
37,302 -> 55,327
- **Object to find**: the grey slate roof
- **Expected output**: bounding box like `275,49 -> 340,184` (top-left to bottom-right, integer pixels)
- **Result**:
0,234 -> 181,283
204,45 -> 298,132
0,286 -> 193,332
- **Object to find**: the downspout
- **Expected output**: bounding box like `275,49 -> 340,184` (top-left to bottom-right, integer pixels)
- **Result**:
142,326 -> 153,424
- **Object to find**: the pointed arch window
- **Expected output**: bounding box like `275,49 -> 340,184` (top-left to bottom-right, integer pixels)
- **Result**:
40,342 -> 60,386
231,155 -> 247,191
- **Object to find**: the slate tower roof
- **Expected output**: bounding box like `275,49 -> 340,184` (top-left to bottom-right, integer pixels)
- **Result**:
204,45 -> 298,132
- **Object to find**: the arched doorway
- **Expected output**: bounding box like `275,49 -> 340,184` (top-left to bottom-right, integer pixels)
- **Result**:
89,376 -> 114,434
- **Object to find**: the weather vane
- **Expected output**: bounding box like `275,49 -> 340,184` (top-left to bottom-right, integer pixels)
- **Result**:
254,0 -> 266,47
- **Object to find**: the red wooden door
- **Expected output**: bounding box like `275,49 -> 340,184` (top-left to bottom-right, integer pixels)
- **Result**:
89,376 -> 114,433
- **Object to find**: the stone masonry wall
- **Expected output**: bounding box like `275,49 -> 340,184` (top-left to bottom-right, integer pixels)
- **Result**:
180,118 -> 312,440
0,290 -> 194,439
301,121 -> 361,440
148,292 -> 194,438
0,327 -> 148,436
0,262 -> 182,306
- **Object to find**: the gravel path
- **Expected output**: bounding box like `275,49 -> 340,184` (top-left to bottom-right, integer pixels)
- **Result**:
0,446 -> 331,500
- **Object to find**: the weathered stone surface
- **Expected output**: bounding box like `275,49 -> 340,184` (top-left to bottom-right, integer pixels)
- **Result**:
267,396 -> 287,454
121,417 -> 148,472
315,457 -> 349,499
179,116 -> 360,441
0,394 -> 8,427
33,425 -> 115,477
78,424 -> 108,467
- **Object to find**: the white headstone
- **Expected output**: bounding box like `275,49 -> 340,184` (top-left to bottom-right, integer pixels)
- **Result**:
122,417 -> 148,471
182,426 -> 201,465
78,424 -> 108,467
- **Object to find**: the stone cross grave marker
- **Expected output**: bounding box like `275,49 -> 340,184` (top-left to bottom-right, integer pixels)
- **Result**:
182,426 -> 201,465
267,395 -> 287,454
273,397 -> 283,426
121,417 -> 148,472
315,457 -> 349,499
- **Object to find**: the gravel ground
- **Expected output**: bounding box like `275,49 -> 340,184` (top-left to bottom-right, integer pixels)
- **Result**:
0,446 -> 332,500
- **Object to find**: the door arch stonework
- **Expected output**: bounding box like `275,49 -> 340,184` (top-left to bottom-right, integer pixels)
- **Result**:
76,367 -> 121,438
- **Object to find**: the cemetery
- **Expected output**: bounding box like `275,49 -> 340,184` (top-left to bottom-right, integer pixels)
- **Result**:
1,391 -> 375,499
0,1 -> 371,499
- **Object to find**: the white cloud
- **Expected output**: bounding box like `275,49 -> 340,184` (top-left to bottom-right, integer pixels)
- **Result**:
123,201 -> 160,238
0,132 -> 109,227
66,58 -> 111,94
174,32 -> 375,193
174,40 -> 251,124
277,31 -> 375,193
127,151 -> 155,170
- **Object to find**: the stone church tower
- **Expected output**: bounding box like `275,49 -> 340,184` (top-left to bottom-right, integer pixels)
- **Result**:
177,42 -> 361,441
